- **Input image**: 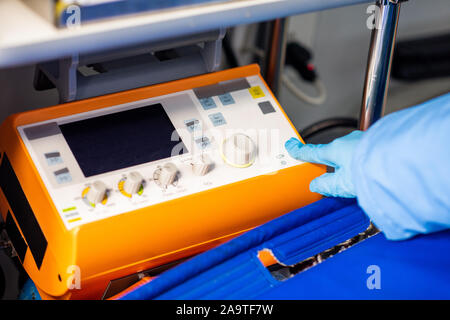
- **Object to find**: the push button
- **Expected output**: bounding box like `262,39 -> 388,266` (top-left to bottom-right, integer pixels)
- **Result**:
199,97 -> 217,110
218,93 -> 235,106
195,136 -> 211,149
45,152 -> 63,166
208,113 -> 227,127
258,101 -> 276,114
54,168 -> 72,184
249,86 -> 265,99
184,119 -> 201,132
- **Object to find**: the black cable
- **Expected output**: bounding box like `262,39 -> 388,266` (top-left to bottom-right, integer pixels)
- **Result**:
300,117 -> 358,141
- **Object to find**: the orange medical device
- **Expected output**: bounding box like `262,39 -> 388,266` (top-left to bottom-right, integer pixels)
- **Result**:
0,65 -> 324,299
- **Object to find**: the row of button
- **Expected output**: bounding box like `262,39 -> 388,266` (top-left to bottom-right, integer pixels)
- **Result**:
43,151 -> 73,185
198,85 -> 266,112
198,87 -> 274,130
199,92 -> 235,110
184,118 -> 213,150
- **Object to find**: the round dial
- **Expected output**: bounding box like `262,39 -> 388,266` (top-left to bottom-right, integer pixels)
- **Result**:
83,181 -> 108,206
191,154 -> 213,176
221,133 -> 257,168
153,163 -> 178,188
119,172 -> 144,198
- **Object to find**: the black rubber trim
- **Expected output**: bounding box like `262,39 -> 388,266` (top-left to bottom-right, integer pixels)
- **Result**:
0,155 -> 47,269
5,212 -> 28,262
300,118 -> 358,141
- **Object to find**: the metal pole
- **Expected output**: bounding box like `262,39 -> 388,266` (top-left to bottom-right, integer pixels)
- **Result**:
359,0 -> 403,130
265,18 -> 288,96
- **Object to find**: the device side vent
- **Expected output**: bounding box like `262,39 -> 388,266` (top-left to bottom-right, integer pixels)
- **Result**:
5,211 -> 28,261
0,154 -> 47,269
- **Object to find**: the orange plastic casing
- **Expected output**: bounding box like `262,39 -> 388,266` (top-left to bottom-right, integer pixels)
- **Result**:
0,65 -> 325,299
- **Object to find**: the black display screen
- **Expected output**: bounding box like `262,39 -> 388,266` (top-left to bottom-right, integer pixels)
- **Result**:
59,104 -> 188,177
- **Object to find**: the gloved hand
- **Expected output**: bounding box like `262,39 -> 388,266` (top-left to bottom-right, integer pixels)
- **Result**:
285,130 -> 364,198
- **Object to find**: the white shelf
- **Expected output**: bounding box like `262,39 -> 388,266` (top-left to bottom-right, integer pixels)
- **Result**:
0,0 -> 370,68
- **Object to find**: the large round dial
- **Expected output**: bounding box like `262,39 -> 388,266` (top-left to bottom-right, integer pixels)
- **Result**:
221,133 -> 257,168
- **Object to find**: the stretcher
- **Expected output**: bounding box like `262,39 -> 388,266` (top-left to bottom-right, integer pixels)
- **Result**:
116,197 -> 450,300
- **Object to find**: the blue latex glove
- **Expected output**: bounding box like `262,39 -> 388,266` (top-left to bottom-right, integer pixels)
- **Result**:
351,93 -> 450,240
285,130 -> 364,198
285,92 -> 450,240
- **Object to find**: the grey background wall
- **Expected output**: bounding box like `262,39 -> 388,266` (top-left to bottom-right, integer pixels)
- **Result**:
0,0 -> 449,131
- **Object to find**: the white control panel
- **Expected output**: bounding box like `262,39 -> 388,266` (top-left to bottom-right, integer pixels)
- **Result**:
18,75 -> 302,230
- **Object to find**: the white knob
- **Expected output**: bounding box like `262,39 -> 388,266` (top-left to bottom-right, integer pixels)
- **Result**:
221,133 -> 257,168
123,172 -> 144,195
192,154 -> 213,176
86,181 -> 107,204
156,163 -> 178,188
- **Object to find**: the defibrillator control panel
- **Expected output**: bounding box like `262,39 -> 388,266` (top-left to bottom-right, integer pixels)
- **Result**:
20,75 -> 299,230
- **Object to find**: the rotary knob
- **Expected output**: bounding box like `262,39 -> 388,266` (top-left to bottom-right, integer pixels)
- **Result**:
221,133 -> 257,168
120,172 -> 144,197
153,163 -> 178,188
191,154 -> 213,176
84,181 -> 107,205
